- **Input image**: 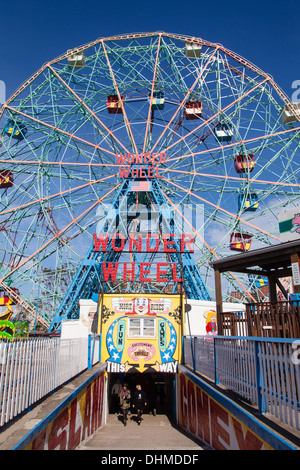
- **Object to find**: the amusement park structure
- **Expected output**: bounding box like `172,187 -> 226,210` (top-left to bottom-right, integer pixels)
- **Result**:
0,32 -> 299,332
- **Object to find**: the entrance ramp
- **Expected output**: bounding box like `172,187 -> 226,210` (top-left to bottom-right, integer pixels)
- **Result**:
78,413 -> 205,450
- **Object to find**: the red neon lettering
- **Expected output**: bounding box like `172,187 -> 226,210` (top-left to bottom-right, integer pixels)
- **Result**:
131,167 -> 139,178
102,262 -> 119,281
93,233 -> 109,252
127,153 -> 135,164
160,152 -> 166,163
157,263 -> 168,282
181,234 -> 194,253
146,233 -> 159,252
139,166 -> 147,177
111,233 -> 125,252
155,167 -> 162,178
119,166 -> 130,178
147,166 -> 155,178
123,262 -> 135,282
172,263 -> 183,282
140,262 -> 151,282
116,154 -> 126,164
129,233 -> 142,251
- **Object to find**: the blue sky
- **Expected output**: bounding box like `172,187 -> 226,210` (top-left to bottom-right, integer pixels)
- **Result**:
0,0 -> 299,101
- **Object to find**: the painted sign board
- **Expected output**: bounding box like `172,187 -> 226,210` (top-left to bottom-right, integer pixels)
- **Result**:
99,293 -> 183,374
292,262 -> 300,286
278,207 -> 300,242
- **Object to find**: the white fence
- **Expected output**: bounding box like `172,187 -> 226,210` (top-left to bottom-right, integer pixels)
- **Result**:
183,336 -> 300,431
0,336 -> 99,426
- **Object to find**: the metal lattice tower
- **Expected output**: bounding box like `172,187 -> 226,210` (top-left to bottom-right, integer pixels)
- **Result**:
48,177 -> 210,331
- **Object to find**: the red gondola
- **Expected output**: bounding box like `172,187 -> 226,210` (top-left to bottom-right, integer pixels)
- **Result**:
0,170 -> 13,188
106,95 -> 124,114
230,232 -> 252,252
234,154 -> 255,173
185,100 -> 202,120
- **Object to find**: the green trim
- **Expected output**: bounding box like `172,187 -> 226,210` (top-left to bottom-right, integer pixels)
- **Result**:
279,219 -> 293,233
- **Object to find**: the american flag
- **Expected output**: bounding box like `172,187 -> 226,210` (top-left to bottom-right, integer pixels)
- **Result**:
130,181 -> 152,192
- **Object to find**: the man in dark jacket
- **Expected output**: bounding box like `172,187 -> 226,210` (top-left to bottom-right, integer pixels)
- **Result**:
119,384 -> 131,426
132,384 -> 147,425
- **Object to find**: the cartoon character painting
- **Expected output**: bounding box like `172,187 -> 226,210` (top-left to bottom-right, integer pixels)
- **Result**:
291,214 -> 300,235
203,309 -> 217,335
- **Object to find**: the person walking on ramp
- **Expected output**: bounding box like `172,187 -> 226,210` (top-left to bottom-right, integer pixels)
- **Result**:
132,384 -> 147,425
120,384 -> 131,426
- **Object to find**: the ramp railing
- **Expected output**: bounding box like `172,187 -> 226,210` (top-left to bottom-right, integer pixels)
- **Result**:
183,335 -> 300,431
0,336 -> 99,426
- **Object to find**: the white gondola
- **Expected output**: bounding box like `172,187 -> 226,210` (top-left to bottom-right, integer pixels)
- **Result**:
214,123 -> 233,142
280,102 -> 300,124
185,41 -> 202,58
67,50 -> 86,69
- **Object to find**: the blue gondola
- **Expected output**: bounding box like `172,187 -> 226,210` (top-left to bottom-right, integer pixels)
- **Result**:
4,119 -> 27,141
148,91 -> 165,110
254,277 -> 268,288
214,123 -> 233,142
238,193 -> 259,212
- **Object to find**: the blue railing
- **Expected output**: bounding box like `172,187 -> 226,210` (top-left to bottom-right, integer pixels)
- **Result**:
183,335 -> 300,430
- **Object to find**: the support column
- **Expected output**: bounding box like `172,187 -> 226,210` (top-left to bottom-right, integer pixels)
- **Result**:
268,274 -> 278,304
214,269 -> 223,335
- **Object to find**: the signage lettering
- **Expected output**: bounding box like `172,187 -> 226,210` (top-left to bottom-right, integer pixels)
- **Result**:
116,152 -> 166,179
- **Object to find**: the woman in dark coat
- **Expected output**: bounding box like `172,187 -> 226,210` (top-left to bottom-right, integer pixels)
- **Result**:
119,384 -> 131,426
132,384 -> 147,425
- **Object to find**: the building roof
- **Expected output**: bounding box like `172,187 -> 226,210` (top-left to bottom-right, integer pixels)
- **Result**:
210,239 -> 300,277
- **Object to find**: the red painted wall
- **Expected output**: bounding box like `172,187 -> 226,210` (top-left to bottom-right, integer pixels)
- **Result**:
21,369 -> 106,450
178,369 -> 281,450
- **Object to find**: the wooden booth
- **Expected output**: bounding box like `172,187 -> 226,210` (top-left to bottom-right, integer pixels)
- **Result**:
210,240 -> 300,338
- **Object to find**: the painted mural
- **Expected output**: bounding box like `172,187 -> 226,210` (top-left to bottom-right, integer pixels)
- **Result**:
178,368 -> 296,451
99,293 -> 183,373
18,369 -> 106,450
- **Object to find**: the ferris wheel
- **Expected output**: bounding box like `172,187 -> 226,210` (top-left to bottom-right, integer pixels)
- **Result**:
0,32 -> 299,327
